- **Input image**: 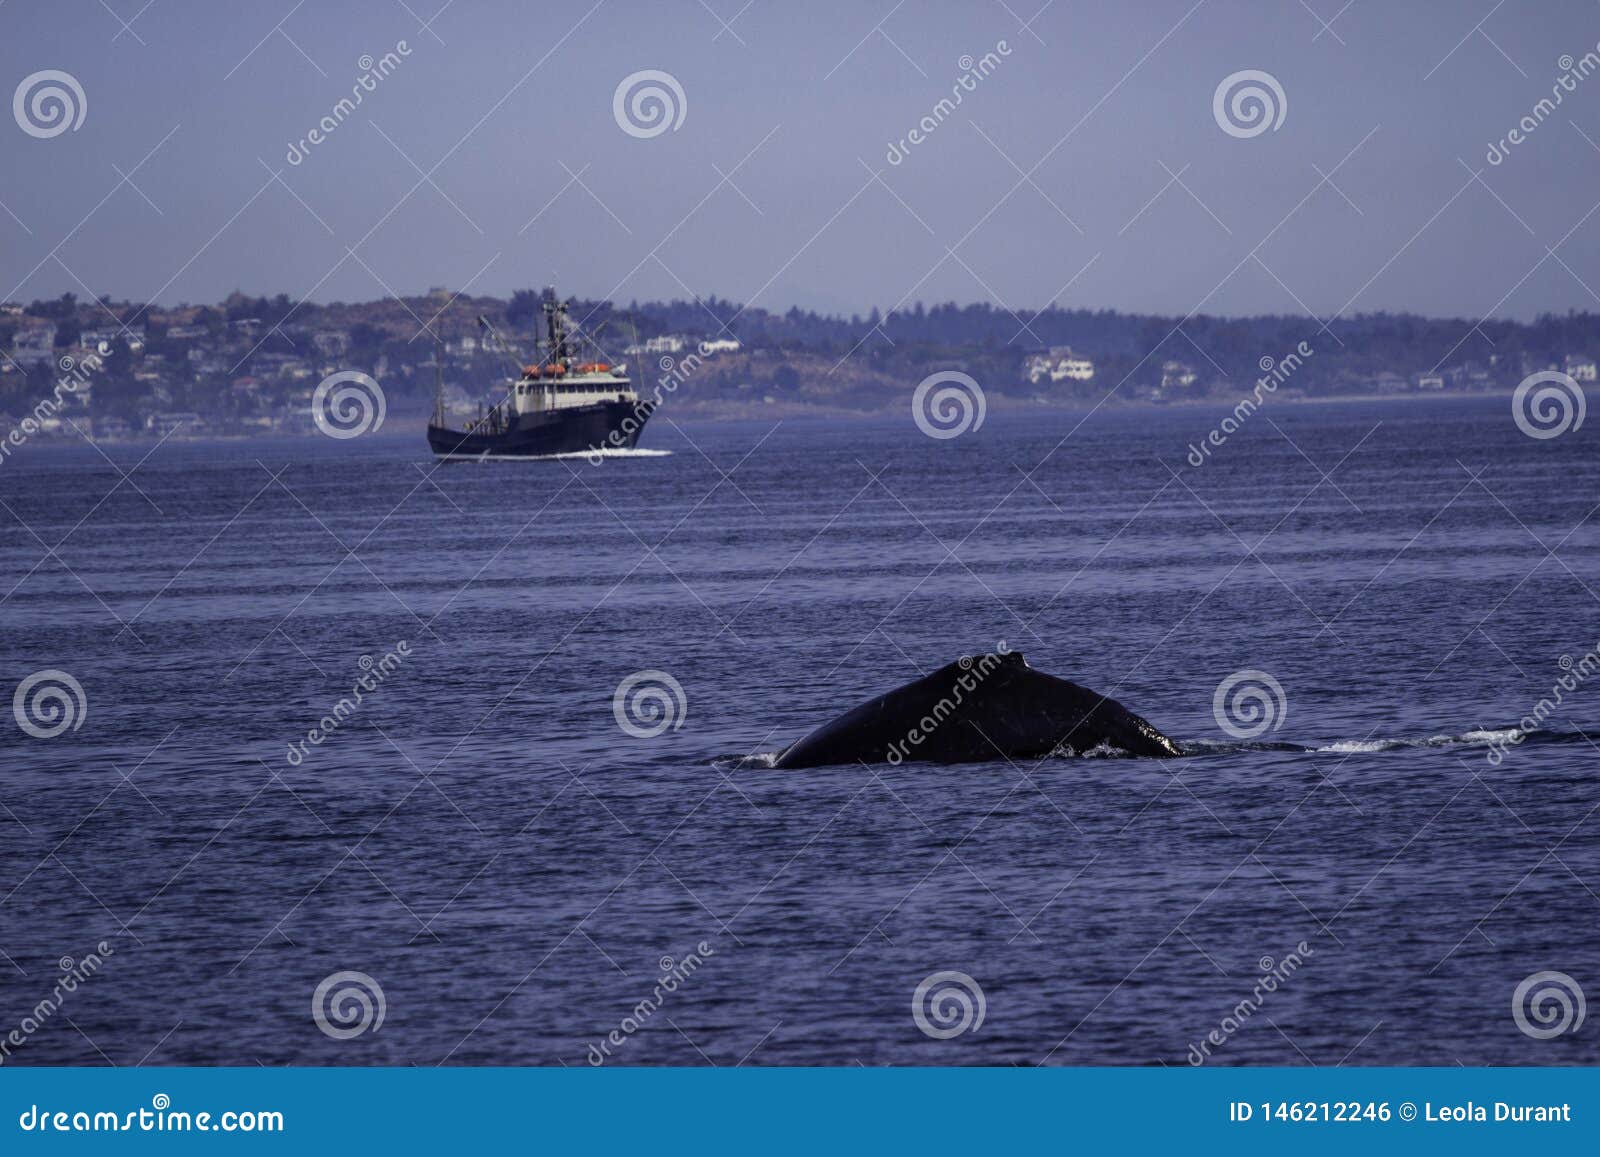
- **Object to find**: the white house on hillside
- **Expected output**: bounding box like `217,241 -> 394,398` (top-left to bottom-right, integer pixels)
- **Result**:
1025,345 -> 1095,384
11,323 -> 57,366
1161,360 -> 1197,389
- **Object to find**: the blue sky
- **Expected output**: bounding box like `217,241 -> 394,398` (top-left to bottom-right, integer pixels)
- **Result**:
4,0 -> 1600,319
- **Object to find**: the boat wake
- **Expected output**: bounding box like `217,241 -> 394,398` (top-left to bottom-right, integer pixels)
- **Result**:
453,448 -> 674,462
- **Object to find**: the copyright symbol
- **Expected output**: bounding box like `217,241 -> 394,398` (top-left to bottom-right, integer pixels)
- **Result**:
1399,1102 -> 1417,1121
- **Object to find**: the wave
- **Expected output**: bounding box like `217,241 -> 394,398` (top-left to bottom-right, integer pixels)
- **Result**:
712,752 -> 779,771
1049,739 -> 1140,759
1311,727 -> 1529,754
714,727 -> 1585,768
1179,726 -> 1572,757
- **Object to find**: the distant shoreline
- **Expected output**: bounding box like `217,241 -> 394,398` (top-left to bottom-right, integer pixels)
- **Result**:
7,387 -> 1519,450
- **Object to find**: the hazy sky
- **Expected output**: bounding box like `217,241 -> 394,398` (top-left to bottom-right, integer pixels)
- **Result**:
5,0 -> 1600,320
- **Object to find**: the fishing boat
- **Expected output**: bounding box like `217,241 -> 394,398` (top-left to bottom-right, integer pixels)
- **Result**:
427,296 -> 653,460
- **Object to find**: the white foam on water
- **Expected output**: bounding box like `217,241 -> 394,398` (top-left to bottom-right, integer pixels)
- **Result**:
713,751 -> 778,771
1075,742 -> 1139,761
717,728 -> 1544,769
1317,739 -> 1393,754
1449,728 -> 1527,745
437,448 -> 674,462
1314,727 -> 1532,754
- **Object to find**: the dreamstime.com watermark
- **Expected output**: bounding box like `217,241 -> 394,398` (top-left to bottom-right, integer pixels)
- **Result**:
586,943 -> 716,1064
13,69 -> 85,138
0,942 -> 115,1065
17,1095 -> 283,1134
0,351 -> 103,469
886,645 -> 1011,765
1512,970 -> 1586,1040
612,669 -> 688,738
312,370 -> 386,438
613,69 -> 686,138
1212,669 -> 1288,739
285,641 -> 410,765
312,970 -> 386,1040
1512,370 -> 1585,440
1213,69 -> 1286,139
286,42 -> 413,165
12,668 -> 87,739
912,970 -> 986,1039
1486,47 -> 1600,165
1186,341 -> 1312,466
1486,641 -> 1600,765
886,41 -> 1012,165
912,370 -> 985,439
1187,941 -> 1315,1064
586,342 -> 733,462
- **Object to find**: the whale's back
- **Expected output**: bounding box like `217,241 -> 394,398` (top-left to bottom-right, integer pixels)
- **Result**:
772,652 -> 1180,769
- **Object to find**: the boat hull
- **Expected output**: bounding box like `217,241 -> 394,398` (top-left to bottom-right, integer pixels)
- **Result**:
428,399 -> 653,460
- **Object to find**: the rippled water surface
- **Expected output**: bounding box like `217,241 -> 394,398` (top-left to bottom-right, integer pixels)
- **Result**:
2,396 -> 1597,1066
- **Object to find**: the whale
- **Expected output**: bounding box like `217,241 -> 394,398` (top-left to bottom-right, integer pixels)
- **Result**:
772,651 -> 1182,768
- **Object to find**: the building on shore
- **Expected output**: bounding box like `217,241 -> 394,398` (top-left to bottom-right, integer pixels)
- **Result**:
1025,346 -> 1095,384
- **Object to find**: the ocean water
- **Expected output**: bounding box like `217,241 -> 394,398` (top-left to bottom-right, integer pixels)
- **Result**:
1,395 -> 1596,1067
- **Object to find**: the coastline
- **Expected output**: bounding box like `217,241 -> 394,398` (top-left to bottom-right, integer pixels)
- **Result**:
7,387 -> 1518,449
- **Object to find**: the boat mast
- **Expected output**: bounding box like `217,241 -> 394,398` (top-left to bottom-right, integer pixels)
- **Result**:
432,340 -> 445,427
